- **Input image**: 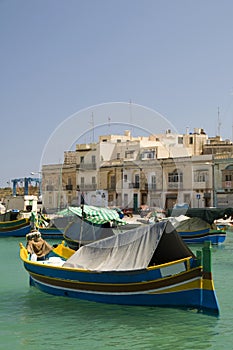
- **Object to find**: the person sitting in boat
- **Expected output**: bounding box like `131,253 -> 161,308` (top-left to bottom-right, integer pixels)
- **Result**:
26,229 -> 52,261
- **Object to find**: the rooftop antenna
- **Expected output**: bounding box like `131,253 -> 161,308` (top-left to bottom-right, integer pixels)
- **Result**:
217,106 -> 221,136
129,99 -> 133,134
89,112 -> 94,142
108,116 -> 111,134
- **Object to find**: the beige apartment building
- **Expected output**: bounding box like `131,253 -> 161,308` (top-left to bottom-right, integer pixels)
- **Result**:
41,129 -> 233,212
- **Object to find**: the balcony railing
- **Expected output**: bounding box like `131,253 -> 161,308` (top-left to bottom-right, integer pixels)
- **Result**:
77,163 -> 97,170
167,182 -> 183,189
77,184 -> 97,191
193,181 -> 209,190
146,183 -> 156,191
129,182 -> 140,189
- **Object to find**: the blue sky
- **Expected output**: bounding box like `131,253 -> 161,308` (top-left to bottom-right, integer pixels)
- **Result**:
1,0 -> 233,188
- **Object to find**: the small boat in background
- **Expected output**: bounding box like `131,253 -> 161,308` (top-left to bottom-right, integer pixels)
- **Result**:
19,221 -> 220,315
36,212 -> 74,239
0,210 -> 31,237
170,216 -> 226,244
167,207 -> 233,244
63,205 -> 126,250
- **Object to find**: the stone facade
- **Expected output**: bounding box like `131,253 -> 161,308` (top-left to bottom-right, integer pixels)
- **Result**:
41,129 -> 233,211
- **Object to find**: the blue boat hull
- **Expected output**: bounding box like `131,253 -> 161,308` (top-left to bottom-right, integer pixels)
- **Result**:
178,229 -> 226,244
22,254 -> 219,315
0,224 -> 31,237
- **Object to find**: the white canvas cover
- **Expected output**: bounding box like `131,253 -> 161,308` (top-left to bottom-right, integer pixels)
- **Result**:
63,222 -> 165,271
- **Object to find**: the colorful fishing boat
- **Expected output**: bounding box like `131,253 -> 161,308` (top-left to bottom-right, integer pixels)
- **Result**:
63,205 -> 126,250
167,207 -> 233,244
19,221 -> 219,315
168,216 -> 226,244
0,210 -> 31,237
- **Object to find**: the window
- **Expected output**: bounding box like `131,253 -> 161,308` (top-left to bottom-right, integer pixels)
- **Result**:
81,177 -> 85,185
125,150 -> 134,159
141,151 -> 155,159
194,171 -> 207,182
178,137 -> 183,144
225,174 -> 232,181
92,155 -> 96,164
189,137 -> 193,144
92,176 -> 96,184
168,170 -> 183,183
80,156 -> 84,163
151,175 -> 156,189
124,174 -> 127,182
117,153 -> 120,159
135,174 -> 140,184
110,175 -> 116,189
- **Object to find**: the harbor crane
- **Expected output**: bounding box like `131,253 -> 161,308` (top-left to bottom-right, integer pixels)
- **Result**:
11,177 -> 41,196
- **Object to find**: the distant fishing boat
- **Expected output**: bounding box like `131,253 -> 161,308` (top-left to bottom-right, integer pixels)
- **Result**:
167,207 -> 233,244
36,212 -> 73,239
0,210 -> 31,237
63,205 -> 126,250
19,221 -> 220,315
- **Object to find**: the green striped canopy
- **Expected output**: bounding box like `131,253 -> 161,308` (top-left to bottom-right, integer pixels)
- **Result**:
57,205 -> 126,225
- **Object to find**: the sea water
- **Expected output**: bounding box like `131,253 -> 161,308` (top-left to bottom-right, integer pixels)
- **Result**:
1,235 -> 233,350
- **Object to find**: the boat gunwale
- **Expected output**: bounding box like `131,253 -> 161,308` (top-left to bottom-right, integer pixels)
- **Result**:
20,243 -> 194,274
0,221 -> 30,232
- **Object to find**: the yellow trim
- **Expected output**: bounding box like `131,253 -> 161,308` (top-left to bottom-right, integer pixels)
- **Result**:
203,278 -> 215,291
0,217 -> 29,225
19,243 -> 29,260
19,242 -> 75,262
149,278 -> 201,294
147,256 -> 192,271
53,241 -> 75,259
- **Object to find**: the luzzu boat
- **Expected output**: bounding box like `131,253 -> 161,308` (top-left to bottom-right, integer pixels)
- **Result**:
19,221 -> 219,315
62,205 -> 126,250
167,207 -> 233,244
0,210 -> 31,237
169,216 -> 227,245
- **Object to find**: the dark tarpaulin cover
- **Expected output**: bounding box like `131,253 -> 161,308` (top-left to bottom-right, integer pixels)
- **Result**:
167,207 -> 233,225
64,215 -> 115,244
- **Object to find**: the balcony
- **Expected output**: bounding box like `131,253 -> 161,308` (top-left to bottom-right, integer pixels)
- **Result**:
167,182 -> 183,190
78,184 -> 97,191
129,182 -> 140,189
193,181 -> 209,190
77,163 -> 97,170
146,183 -> 156,191
65,184 -> 73,191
